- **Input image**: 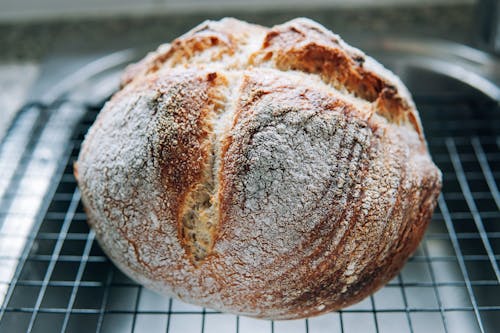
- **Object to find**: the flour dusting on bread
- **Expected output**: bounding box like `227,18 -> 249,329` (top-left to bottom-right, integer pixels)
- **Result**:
76,17 -> 442,319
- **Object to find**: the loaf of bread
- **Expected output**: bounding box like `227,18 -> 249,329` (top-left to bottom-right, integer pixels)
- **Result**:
75,18 -> 442,319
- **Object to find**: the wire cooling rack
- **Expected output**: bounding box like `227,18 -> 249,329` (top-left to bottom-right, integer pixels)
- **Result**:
0,92 -> 499,333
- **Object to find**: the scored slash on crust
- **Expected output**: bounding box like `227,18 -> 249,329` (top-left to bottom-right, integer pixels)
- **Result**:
178,72 -> 231,265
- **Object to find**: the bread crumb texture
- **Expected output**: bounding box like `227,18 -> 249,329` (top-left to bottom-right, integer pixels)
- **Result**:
75,18 -> 442,319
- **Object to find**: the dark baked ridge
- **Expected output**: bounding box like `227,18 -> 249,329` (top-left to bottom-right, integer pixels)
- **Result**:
75,18 -> 442,319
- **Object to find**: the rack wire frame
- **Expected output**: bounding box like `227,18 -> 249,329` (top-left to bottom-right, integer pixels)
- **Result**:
0,94 -> 499,333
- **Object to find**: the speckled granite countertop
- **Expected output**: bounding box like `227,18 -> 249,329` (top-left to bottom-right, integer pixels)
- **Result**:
0,4 -> 478,138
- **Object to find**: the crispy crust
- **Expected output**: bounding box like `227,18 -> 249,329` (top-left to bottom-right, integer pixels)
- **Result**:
75,17 -> 442,319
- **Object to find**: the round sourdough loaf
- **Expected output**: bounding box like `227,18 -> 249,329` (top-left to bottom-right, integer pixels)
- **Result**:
75,18 -> 442,319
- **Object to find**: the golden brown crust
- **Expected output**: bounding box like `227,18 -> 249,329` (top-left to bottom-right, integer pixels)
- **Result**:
216,70 -> 441,317
251,18 -> 423,139
75,17 -> 442,320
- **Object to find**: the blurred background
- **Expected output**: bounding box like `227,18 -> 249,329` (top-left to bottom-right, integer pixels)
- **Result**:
0,0 -> 493,139
0,1 -> 499,333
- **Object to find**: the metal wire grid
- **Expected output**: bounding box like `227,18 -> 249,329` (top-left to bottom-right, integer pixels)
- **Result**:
0,94 -> 498,333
